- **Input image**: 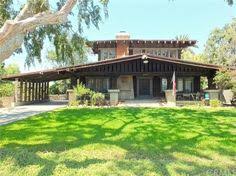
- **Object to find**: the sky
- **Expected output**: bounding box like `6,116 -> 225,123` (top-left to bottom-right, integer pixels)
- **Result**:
5,0 -> 236,73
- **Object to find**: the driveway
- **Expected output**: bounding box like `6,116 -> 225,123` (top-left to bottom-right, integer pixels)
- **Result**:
0,101 -> 67,126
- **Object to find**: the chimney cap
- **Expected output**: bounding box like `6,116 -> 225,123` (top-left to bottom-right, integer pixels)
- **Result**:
116,31 -> 130,40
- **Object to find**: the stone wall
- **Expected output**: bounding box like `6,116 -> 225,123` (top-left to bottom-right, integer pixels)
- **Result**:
49,94 -> 68,101
117,76 -> 134,100
0,96 -> 14,108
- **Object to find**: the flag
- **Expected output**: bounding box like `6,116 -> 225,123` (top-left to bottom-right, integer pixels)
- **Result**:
171,71 -> 176,96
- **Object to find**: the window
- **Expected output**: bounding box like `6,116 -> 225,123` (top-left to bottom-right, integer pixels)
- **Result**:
185,77 -> 193,92
86,77 -> 109,92
170,50 -> 177,58
100,49 -> 116,60
162,50 -> 169,57
161,78 -> 168,92
177,78 -> 184,92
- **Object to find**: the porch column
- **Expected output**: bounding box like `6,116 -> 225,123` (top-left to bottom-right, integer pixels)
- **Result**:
45,82 -> 49,100
28,82 -> 32,102
41,82 -> 45,100
71,76 -> 78,88
78,76 -> 86,85
194,76 -> 201,93
167,76 -> 172,90
39,82 -> 42,101
35,82 -> 39,101
32,82 -> 35,101
14,78 -> 19,103
24,81 -> 27,102
207,73 -> 216,89
19,80 -> 23,102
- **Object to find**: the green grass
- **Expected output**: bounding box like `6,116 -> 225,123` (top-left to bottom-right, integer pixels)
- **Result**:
0,107 -> 236,176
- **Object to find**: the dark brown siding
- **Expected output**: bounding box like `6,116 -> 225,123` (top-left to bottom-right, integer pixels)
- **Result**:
133,76 -> 137,98
194,76 -> 201,93
153,76 -> 161,97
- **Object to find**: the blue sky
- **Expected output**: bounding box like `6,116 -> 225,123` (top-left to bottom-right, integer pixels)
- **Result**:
5,0 -> 236,72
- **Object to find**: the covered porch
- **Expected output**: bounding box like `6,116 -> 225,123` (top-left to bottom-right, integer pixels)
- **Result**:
1,54 -> 220,105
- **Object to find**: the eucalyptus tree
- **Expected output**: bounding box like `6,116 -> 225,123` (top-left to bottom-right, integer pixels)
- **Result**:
0,0 -> 108,67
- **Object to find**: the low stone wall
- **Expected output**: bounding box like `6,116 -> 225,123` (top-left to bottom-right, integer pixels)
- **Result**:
0,96 -> 14,108
49,94 -> 68,101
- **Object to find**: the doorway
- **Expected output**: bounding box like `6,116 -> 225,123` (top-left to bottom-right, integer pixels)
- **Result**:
137,77 -> 153,98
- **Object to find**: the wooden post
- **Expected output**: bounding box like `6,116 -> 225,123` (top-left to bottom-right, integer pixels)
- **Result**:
19,80 -> 23,102
70,77 -> 78,88
24,81 -> 27,102
28,82 -> 31,102
35,82 -> 38,101
39,82 -> 42,101
14,78 -> 19,103
46,82 -> 49,100
32,82 -> 35,102
42,82 -> 45,100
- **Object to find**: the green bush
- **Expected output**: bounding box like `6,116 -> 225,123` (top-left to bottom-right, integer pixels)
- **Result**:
0,82 -> 14,97
69,100 -> 79,107
209,99 -> 221,108
73,84 -> 106,106
74,83 -> 92,100
91,92 -> 105,106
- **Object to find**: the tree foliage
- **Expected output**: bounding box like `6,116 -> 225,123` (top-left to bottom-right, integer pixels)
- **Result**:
0,0 -> 108,67
0,63 -> 20,97
49,80 -> 70,95
214,69 -> 234,90
204,18 -> 236,67
47,33 -> 88,67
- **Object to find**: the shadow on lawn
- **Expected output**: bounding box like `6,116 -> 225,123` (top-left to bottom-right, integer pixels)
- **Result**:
0,108 -> 236,175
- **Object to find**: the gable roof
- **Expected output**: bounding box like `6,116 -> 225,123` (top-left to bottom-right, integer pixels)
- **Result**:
1,54 -> 222,82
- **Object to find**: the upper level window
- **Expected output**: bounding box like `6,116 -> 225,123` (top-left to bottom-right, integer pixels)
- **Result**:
100,48 -> 116,60
132,48 -> 178,58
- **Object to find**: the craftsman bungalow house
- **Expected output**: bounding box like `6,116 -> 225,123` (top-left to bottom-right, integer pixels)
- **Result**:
2,32 -> 220,104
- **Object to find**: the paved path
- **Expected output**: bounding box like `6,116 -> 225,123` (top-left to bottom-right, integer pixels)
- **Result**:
0,101 -> 67,126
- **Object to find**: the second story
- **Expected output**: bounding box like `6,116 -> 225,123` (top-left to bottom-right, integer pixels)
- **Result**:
91,31 -> 197,61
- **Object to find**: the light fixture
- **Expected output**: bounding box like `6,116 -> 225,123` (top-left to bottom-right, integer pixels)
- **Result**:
142,54 -> 148,60
143,60 -> 149,64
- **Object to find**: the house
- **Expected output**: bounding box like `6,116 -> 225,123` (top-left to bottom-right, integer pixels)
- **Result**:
2,32 -> 220,104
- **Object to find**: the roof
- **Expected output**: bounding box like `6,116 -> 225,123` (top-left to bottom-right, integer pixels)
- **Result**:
1,54 -> 221,82
90,39 -> 197,53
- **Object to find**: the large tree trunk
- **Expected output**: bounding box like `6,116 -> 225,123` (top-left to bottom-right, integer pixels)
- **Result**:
0,0 -> 77,63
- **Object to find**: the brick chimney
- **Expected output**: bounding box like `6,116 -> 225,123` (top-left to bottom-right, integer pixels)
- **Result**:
116,31 -> 130,58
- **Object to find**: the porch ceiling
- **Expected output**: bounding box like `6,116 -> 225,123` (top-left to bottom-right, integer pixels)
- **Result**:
1,54 -> 223,82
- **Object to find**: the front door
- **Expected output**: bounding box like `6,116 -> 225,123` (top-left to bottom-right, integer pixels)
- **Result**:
138,78 -> 151,96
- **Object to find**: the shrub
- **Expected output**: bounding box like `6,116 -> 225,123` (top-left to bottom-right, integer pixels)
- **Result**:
214,69 -> 233,90
69,100 -> 79,107
0,82 -> 14,97
73,84 -> 106,106
74,83 -> 92,100
91,92 -> 105,106
209,99 -> 221,108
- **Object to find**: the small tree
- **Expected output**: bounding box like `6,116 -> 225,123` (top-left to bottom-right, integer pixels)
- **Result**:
214,69 -> 233,90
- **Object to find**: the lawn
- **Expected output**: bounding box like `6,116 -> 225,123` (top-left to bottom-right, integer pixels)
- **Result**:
0,107 -> 235,176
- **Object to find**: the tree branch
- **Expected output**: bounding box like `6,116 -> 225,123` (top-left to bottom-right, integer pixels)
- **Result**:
0,0 -> 77,63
